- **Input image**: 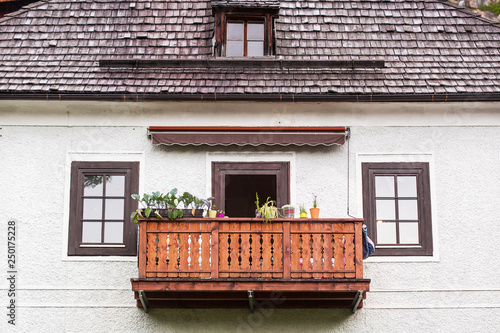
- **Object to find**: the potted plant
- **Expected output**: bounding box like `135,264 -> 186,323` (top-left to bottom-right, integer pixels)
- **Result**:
130,191 -> 166,223
216,210 -> 225,218
310,193 -> 320,218
299,204 -> 308,218
192,195 -> 206,217
206,197 -> 217,218
282,204 -> 295,218
164,188 -> 184,220
256,196 -> 280,224
130,189 -> 184,223
180,191 -> 196,217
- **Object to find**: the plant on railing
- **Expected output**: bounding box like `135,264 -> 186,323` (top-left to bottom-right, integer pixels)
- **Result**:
256,196 -> 280,224
299,204 -> 307,218
130,188 -> 184,223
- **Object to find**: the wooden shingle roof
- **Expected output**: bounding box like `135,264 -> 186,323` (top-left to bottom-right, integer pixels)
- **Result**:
0,0 -> 499,97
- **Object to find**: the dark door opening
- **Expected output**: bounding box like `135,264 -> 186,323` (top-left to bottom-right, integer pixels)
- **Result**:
212,162 -> 290,218
225,174 -> 276,217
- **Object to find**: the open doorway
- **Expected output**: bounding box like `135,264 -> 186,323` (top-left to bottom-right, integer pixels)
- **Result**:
212,162 -> 289,218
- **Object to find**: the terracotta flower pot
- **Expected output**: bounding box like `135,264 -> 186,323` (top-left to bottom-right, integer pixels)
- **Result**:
310,208 -> 320,219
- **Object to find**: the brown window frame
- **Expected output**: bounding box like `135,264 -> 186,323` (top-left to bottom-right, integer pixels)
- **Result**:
362,162 -> 433,256
68,161 -> 139,256
212,162 -> 290,213
213,10 -> 277,57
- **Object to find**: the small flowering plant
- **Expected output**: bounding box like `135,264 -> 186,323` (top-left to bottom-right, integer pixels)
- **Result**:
312,193 -> 318,208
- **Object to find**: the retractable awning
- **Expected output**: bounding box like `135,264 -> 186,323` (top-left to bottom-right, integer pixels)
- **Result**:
148,126 -> 349,147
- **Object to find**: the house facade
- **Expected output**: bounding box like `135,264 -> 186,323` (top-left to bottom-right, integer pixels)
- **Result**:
1,0 -> 499,332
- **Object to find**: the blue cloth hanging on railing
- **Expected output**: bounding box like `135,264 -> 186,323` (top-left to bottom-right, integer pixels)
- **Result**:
362,224 -> 375,259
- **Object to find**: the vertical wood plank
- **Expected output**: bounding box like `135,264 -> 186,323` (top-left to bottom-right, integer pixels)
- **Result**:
166,222 -> 179,278
283,221 -> 291,279
272,222 -> 283,278
290,222 -> 302,278
344,222 -> 356,278
138,221 -> 147,278
178,222 -> 190,278
333,223 -> 345,278
239,221 -> 251,278
230,221 -> 240,278
156,222 -> 168,278
200,222 -> 212,278
146,221 -> 158,278
249,223 -> 262,278
261,225 -> 272,278
312,221 -> 323,278
301,221 -> 313,278
354,221 -> 364,279
322,225 -> 334,278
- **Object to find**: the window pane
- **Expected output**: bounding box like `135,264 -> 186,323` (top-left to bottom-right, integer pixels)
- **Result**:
82,221 -> 102,243
104,222 -> 124,243
398,199 -> 418,220
399,222 -> 419,244
397,176 -> 417,197
377,222 -> 396,244
105,199 -> 124,220
83,198 -> 103,219
375,176 -> 394,197
376,199 -> 395,220
84,175 -> 103,196
106,175 -> 125,196
248,41 -> 264,56
227,22 -> 243,40
227,41 -> 243,56
248,23 -> 264,40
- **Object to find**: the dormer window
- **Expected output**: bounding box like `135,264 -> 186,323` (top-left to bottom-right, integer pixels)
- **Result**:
211,1 -> 279,57
227,20 -> 264,56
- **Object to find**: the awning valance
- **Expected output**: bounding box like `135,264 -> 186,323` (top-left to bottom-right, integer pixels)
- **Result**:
148,127 -> 348,147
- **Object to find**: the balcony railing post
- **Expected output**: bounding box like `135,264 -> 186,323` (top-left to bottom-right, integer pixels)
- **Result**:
211,220 -> 219,279
354,221 -> 363,279
138,220 -> 147,278
283,220 -> 291,279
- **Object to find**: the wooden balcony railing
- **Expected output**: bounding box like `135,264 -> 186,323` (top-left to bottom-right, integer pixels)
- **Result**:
131,217 -> 370,311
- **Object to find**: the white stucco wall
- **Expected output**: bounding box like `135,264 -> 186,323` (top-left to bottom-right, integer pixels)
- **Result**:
0,100 -> 499,332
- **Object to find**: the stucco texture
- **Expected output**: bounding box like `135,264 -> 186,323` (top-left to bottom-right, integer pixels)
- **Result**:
1,101 -> 499,332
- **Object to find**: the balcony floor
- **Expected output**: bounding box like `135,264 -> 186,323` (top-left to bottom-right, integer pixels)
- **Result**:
131,278 -> 370,310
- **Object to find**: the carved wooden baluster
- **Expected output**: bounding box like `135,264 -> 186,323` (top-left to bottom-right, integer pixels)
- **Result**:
344,222 -> 356,278
300,222 -> 313,279
157,222 -> 168,278
166,222 -> 179,278
230,221 -> 240,278
146,221 -> 158,278
218,222 -> 230,278
290,222 -> 302,278
322,232 -> 334,278
333,223 -> 345,278
312,222 -> 323,278
240,220 -> 250,278
262,223 -> 272,279
200,222 -> 211,278
272,221 -> 283,278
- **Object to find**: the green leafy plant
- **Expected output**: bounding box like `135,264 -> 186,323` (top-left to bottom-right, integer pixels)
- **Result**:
299,204 -> 307,214
130,189 -> 183,223
255,192 -> 260,211
312,193 -> 318,208
256,196 -> 280,224
479,1 -> 500,16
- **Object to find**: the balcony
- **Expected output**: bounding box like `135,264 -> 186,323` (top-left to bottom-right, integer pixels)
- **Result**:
131,218 -> 370,312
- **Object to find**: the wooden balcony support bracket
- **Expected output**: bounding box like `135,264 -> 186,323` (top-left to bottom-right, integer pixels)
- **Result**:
351,290 -> 364,313
248,290 -> 255,313
138,290 -> 149,313
132,217 -> 371,310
